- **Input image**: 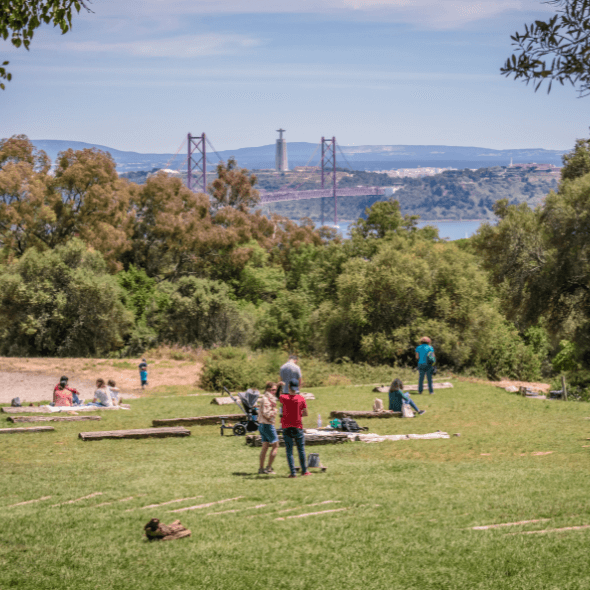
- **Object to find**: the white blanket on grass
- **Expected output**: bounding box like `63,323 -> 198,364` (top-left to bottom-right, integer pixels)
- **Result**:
39,405 -> 130,413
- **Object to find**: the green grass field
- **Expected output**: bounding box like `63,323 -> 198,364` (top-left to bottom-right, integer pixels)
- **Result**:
2,380 -> 590,590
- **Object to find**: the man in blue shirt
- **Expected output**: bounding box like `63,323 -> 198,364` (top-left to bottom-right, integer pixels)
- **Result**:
415,337 -> 434,394
279,355 -> 302,395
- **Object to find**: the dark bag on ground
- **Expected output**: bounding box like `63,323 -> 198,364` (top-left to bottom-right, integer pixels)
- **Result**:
340,418 -> 362,432
11,397 -> 21,407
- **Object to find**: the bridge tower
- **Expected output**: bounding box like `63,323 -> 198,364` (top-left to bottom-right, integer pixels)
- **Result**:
321,136 -> 337,226
187,133 -> 207,193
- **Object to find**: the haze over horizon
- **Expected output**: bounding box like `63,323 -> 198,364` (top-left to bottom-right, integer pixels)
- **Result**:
2,0 -> 587,153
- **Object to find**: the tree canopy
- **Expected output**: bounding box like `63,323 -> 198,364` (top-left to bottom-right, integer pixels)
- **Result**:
501,0 -> 590,96
1,0 -> 91,89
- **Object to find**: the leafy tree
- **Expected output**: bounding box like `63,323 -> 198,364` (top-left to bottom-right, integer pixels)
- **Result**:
1,0 -> 92,89
561,136 -> 590,180
501,0 -> 590,96
0,136 -> 132,268
0,239 -> 132,356
208,157 -> 260,212
147,277 -> 247,348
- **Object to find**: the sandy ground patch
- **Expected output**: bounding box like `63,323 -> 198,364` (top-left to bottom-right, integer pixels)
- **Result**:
0,357 -> 203,404
456,376 -> 551,393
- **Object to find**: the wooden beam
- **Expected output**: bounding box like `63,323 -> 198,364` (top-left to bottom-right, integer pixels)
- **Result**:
8,416 -> 101,423
2,405 -> 130,414
79,427 -> 190,441
0,426 -> 55,434
329,411 -> 401,419
152,414 -> 244,427
210,397 -> 237,406
372,382 -> 454,394
245,433 -> 349,447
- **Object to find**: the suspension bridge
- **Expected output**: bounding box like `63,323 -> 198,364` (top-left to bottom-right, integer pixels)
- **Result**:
164,132 -> 395,225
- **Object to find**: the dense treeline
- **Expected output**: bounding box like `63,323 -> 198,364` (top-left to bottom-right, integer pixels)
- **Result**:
1,134 -> 590,390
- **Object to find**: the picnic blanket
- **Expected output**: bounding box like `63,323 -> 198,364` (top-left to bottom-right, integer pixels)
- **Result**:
303,428 -> 450,443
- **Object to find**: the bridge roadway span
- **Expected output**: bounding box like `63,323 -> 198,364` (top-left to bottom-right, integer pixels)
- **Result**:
259,186 -> 386,204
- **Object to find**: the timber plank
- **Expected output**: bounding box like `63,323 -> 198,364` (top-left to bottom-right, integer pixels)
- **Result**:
79,427 -> 190,441
2,405 -> 130,414
245,433 -> 349,448
329,411 -> 401,419
8,416 -> 101,423
0,426 -> 55,434
152,414 -> 243,427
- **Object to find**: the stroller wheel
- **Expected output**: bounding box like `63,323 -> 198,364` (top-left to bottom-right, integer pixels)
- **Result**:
233,424 -> 247,436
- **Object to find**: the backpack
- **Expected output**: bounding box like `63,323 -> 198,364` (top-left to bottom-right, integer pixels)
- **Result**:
340,418 -> 362,432
426,349 -> 436,367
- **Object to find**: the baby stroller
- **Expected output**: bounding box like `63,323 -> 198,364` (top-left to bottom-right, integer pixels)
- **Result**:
220,386 -> 260,436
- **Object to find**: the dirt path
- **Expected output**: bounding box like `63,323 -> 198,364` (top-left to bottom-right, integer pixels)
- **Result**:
0,357 -> 203,404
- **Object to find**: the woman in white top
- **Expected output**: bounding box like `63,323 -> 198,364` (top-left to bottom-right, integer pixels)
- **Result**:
87,378 -> 113,407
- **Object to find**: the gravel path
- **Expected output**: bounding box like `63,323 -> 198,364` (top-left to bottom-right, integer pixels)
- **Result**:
0,372 -> 137,404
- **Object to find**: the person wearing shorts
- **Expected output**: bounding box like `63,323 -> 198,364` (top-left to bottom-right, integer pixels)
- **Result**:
139,359 -> 148,390
258,382 -> 280,474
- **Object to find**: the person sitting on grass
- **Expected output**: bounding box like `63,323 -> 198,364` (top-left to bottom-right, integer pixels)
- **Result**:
53,376 -> 82,407
258,381 -> 282,475
107,379 -> 121,406
389,378 -> 425,416
86,379 -> 114,407
280,378 -> 311,478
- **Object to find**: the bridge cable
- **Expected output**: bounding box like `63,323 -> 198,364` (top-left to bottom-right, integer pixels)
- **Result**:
205,137 -> 225,164
336,143 -> 354,171
163,138 -> 187,170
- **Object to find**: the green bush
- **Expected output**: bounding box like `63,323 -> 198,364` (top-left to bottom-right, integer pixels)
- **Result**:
199,346 -> 424,391
0,239 -> 133,356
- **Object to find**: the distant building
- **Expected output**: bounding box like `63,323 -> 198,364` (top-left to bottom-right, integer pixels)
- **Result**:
275,129 -> 288,172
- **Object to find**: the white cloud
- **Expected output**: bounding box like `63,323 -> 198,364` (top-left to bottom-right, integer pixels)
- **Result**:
40,34 -> 263,57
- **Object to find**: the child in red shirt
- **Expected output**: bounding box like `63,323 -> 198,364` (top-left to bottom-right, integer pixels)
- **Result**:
279,378 -> 311,478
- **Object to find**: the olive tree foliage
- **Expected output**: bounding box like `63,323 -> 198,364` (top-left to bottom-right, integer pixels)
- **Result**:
501,0 -> 590,96
1,0 -> 92,89
208,157 -> 260,212
0,239 -> 133,356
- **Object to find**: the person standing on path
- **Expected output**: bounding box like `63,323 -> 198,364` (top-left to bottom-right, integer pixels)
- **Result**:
139,358 -> 148,391
280,378 -> 310,478
416,337 -> 435,394
258,382 -> 281,475
279,355 -> 302,395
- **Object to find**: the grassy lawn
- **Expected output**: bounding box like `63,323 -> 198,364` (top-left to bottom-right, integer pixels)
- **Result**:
1,380 -> 590,590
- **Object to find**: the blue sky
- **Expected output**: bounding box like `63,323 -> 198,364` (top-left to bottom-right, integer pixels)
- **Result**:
1,0 -> 588,153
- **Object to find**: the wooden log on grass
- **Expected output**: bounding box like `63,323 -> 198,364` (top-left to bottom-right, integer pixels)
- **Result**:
79,427 -> 190,441
8,415 -> 101,423
2,405 -> 130,414
210,397 -> 237,405
245,432 -> 349,448
152,414 -> 244,427
0,426 -> 55,434
329,410 -> 402,419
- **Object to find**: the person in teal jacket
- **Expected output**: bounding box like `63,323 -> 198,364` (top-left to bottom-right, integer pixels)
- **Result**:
388,378 -> 425,415
415,336 -> 434,394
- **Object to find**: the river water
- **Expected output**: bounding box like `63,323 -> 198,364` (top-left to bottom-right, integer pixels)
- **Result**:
331,219 -> 486,240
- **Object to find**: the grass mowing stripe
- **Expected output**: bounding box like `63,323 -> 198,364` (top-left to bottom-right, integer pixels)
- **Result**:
276,500 -> 341,514
93,497 -> 135,508
169,496 -> 244,513
50,492 -> 102,507
512,525 -> 590,535
130,496 -> 203,511
6,496 -> 52,507
207,504 -> 268,516
275,507 -> 350,521
471,519 -> 551,530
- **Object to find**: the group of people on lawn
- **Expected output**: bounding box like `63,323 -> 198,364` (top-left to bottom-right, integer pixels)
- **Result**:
257,336 -> 436,477
52,376 -> 122,407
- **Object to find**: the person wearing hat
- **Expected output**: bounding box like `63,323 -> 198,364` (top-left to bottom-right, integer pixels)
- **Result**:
138,359 -> 148,390
52,376 -> 82,406
279,378 -> 310,478
415,336 -> 435,394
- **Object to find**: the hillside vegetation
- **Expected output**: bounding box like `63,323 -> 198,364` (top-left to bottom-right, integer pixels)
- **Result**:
2,134 -> 590,396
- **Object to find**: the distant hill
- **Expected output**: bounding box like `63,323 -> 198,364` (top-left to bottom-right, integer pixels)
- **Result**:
30,139 -> 567,173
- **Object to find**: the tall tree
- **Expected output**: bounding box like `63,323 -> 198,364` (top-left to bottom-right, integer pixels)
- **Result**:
501,0 -> 590,96
1,0 -> 92,89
